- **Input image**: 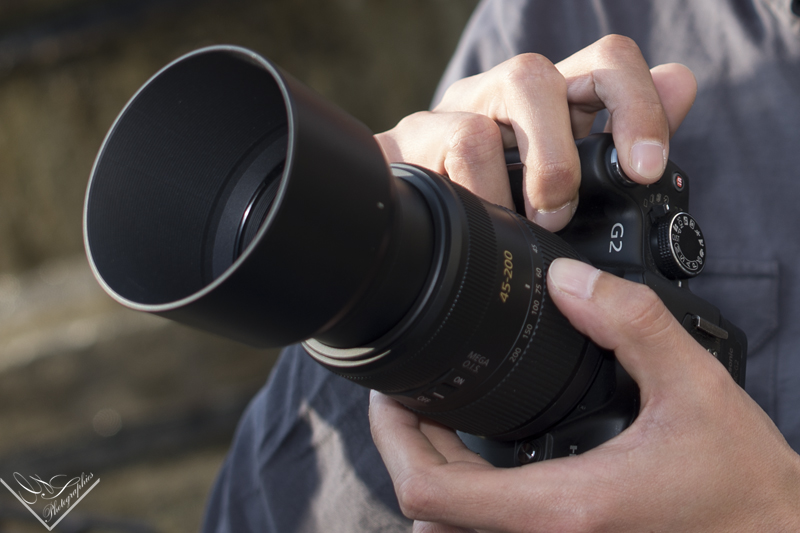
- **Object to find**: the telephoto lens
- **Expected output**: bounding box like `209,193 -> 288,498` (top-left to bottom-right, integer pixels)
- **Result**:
84,45 -> 601,445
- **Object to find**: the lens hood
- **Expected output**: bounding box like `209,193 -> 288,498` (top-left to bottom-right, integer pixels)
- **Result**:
84,46 -> 401,347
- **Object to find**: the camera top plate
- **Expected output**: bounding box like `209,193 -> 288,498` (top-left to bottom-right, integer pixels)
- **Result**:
558,133 -> 699,282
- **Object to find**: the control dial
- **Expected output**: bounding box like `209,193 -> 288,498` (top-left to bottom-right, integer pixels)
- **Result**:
651,211 -> 706,279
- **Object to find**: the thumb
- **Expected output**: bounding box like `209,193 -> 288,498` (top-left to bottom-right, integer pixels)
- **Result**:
546,258 -> 708,398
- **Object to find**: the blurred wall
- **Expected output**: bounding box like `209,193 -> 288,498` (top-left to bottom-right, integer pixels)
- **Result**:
0,1 -> 478,531
0,0 -> 478,272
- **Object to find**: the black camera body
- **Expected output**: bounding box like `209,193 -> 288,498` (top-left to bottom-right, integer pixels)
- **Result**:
82,46 -> 747,469
460,134 -> 747,466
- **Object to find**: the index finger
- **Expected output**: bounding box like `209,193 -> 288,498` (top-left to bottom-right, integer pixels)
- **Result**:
368,391 -> 609,531
368,391 -> 486,470
557,35 -> 696,183
435,53 -> 579,230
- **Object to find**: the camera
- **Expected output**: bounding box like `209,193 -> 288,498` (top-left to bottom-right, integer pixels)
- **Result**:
83,46 -> 747,467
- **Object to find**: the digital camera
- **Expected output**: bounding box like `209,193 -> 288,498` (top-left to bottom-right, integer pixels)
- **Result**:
83,46 -> 747,467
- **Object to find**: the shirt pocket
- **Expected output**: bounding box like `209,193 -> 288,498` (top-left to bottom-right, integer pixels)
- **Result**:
689,259 -> 779,419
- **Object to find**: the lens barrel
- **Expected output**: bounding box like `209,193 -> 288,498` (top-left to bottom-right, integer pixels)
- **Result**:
306,163 -> 600,439
85,46 -> 599,440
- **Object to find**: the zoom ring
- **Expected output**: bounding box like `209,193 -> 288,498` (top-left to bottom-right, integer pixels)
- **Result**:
428,219 -> 590,437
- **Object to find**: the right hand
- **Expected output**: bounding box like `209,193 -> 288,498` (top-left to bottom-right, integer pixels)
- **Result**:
370,258 -> 800,533
374,34 -> 697,231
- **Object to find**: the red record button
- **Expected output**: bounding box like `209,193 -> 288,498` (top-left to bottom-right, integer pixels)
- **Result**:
673,172 -> 685,191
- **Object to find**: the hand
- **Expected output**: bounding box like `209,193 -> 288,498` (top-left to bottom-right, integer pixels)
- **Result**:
374,35 -> 697,231
369,258 -> 800,532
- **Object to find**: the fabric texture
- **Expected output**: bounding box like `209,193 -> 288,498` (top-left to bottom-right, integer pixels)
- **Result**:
203,2 -> 800,531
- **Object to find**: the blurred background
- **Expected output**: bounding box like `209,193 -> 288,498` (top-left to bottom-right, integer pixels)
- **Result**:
0,0 -> 478,531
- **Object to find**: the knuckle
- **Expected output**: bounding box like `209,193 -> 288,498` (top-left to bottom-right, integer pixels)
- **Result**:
619,284 -> 674,341
394,110 -> 435,133
395,472 -> 437,520
532,157 -> 579,186
436,78 -> 469,109
446,114 -> 502,162
596,34 -> 642,60
502,53 -> 565,91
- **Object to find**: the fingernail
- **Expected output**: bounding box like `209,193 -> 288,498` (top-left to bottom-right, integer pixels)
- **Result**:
630,141 -> 666,182
531,198 -> 578,232
548,258 -> 601,300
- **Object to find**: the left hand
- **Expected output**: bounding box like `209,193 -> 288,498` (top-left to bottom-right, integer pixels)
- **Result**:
369,258 -> 800,533
375,36 -> 697,231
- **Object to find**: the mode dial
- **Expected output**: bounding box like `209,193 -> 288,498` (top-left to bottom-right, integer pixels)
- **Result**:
651,211 -> 706,279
